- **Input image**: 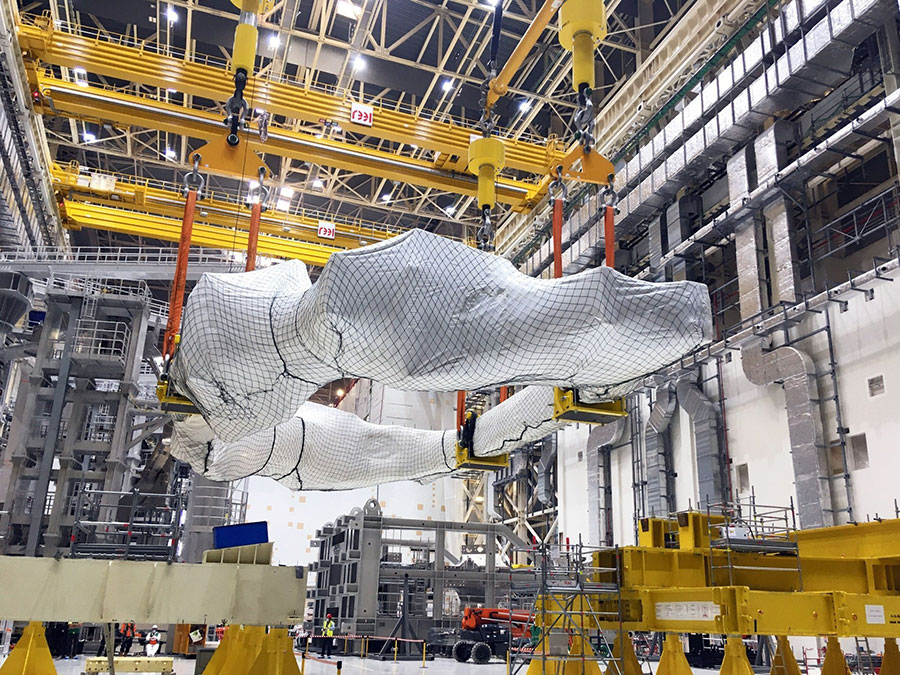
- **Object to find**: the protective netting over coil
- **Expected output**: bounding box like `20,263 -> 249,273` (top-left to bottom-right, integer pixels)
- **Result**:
170,385 -> 563,490
169,229 -> 712,489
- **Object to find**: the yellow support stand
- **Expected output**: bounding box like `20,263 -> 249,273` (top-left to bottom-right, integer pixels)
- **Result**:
605,633 -> 643,675
248,628 -> 301,675
719,637 -> 753,675
883,638 -> 900,675
220,625 -> 266,675
770,636 -> 802,675
0,622 -> 56,675
821,637 -> 851,675
552,388 -> 628,425
657,634 -> 693,675
203,625 -> 239,675
569,634 -> 602,675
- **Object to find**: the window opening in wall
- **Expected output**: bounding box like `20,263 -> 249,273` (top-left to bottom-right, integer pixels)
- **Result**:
828,441 -> 846,476
736,463 -> 750,494
868,375 -> 885,397
850,433 -> 869,470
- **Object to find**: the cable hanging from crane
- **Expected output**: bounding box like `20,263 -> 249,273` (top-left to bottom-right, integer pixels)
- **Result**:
470,1 -> 506,251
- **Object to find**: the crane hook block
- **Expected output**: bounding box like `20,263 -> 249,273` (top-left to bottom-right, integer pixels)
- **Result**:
467,136 -> 506,211
558,0 -> 607,91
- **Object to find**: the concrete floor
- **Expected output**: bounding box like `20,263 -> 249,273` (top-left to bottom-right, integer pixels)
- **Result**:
3,652 -> 737,675
9,653 -> 511,674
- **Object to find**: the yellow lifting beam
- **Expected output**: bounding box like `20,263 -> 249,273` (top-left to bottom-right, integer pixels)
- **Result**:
30,71 -> 541,209
51,163 -> 398,254
17,17 -> 565,177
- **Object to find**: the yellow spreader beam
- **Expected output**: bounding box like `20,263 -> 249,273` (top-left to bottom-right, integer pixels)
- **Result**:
31,71 -> 541,208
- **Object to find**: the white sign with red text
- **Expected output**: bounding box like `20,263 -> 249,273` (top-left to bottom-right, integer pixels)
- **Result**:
317,221 -> 336,240
350,102 -> 374,127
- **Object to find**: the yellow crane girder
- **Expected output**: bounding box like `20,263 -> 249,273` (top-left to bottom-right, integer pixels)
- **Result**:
60,199 -> 339,266
52,163 -> 397,254
32,71 -> 540,208
17,18 -> 564,177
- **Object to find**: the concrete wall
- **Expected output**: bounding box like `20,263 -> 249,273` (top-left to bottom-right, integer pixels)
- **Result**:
557,275 -> 900,544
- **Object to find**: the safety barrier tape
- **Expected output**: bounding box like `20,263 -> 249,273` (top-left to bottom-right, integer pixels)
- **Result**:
306,633 -> 424,643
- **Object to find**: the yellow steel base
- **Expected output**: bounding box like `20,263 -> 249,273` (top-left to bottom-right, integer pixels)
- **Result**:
883,638 -> 900,675
605,634 -> 643,675
0,622 -> 56,675
248,628 -> 301,675
525,635 -> 602,675
770,636 -> 801,675
195,136 -> 267,181
222,626 -> 267,675
83,656 -> 175,673
553,388 -> 627,425
657,634 -> 692,675
720,637 -> 753,675
821,637 -> 851,675
203,625 -> 239,675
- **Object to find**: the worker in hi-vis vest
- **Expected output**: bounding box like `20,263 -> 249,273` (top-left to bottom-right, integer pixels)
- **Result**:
320,614 -> 335,658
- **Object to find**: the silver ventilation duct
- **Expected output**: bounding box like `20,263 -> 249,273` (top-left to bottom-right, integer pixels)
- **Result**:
741,338 -> 832,528
536,434 -> 558,506
735,117 -> 832,529
644,382 -> 677,516
675,376 -> 724,508
586,419 -> 626,545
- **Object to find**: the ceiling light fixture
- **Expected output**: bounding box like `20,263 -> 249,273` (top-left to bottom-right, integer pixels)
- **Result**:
164,148 -> 177,159
336,0 -> 362,19
353,54 -> 366,71
441,79 -> 454,92
166,5 -> 178,23
82,131 -> 96,143
268,33 -> 281,49
312,179 -> 325,189
518,99 -> 533,112
280,187 -> 295,198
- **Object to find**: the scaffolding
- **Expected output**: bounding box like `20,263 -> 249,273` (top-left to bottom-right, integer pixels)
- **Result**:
69,485 -> 185,561
507,540 -> 638,675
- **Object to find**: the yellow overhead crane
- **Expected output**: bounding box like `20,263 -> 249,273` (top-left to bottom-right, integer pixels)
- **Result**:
29,69 -> 542,208
51,163 -> 398,264
15,15 -> 561,174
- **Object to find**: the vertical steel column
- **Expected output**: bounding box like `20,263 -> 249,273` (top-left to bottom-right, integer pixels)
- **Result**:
25,297 -> 82,556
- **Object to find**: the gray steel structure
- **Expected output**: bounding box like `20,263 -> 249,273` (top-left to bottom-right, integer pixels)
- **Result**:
0,276 -> 159,556
308,499 -> 530,645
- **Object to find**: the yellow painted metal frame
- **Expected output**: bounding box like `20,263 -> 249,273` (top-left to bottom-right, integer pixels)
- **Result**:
17,18 -> 567,177
541,515 -> 900,638
455,443 -> 510,471
52,164 -> 399,259
31,72 -> 541,208
83,656 -> 175,673
552,387 -> 627,424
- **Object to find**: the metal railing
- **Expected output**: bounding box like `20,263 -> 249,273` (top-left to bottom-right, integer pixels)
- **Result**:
20,13 -> 548,147
46,274 -> 151,303
1,245 -> 238,267
72,318 -> 131,365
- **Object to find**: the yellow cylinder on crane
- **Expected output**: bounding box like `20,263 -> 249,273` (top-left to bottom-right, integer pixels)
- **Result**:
230,0 -> 263,74
467,136 -> 506,210
558,0 -> 607,91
